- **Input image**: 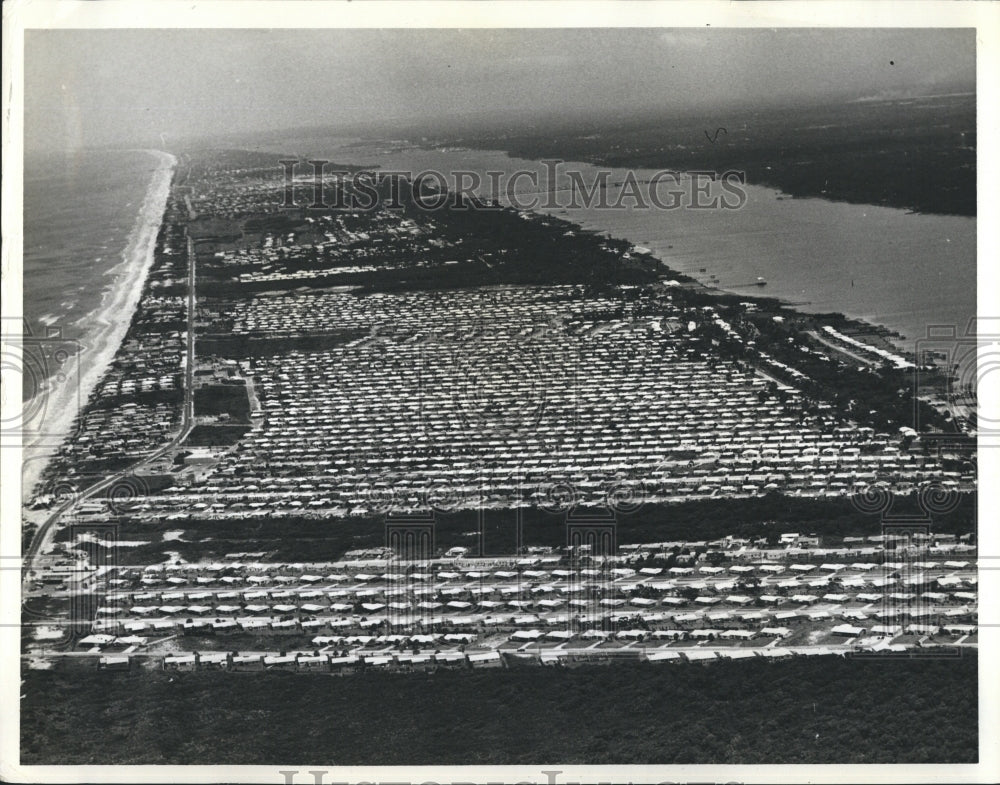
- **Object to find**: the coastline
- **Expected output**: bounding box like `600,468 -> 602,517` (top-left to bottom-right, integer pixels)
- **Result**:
411,144 -> 975,350
21,149 -> 177,499
280,136 -> 973,352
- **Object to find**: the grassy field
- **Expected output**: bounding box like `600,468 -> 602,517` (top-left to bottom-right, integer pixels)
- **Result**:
21,653 -> 976,765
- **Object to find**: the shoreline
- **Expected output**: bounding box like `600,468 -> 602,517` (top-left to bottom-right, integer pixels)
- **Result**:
254,136 -> 974,350
531,191 -> 913,344
21,149 -> 177,500
434,145 -> 973,350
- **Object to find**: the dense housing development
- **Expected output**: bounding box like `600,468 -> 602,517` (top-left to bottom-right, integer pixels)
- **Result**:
14,22 -> 983,770
23,150 -> 976,680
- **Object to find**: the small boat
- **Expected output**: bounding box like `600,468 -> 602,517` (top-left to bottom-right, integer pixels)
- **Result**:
755,276 -> 767,286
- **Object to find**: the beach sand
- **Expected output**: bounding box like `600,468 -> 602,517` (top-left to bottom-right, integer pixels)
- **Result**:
20,149 -> 177,499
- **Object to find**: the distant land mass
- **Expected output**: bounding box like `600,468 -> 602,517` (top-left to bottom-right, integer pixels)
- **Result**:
413,94 -> 975,217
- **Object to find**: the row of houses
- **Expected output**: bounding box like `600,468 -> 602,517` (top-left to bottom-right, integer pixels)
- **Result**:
103,557 -> 976,589
96,579 -> 978,613
156,286 -> 974,516
96,641 -> 944,673
158,648 -> 501,672
88,598 -> 977,642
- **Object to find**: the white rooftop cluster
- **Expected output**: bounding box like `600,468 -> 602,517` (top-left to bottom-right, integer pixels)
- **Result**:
144,285 -> 972,517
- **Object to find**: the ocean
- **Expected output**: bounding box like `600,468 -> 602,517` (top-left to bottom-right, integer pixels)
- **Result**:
23,149 -> 162,349
21,148 -> 176,495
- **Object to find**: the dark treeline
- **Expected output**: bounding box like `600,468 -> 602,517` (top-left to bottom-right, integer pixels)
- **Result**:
419,96 -> 976,217
21,652 -> 977,764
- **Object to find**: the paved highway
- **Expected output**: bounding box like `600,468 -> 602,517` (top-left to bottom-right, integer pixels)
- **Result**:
22,231 -> 197,586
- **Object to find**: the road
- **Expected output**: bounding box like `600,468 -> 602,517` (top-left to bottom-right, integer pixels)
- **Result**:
22,231 -> 197,585
806,329 -> 881,367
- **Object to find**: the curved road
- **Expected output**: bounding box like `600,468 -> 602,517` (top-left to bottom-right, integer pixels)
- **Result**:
22,232 -> 196,583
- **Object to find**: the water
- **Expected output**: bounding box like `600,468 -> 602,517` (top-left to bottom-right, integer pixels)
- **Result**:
254,135 -> 976,349
23,149 -> 163,370
21,148 -> 176,495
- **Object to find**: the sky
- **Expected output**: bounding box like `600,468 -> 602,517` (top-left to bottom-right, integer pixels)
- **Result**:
24,28 -> 976,153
